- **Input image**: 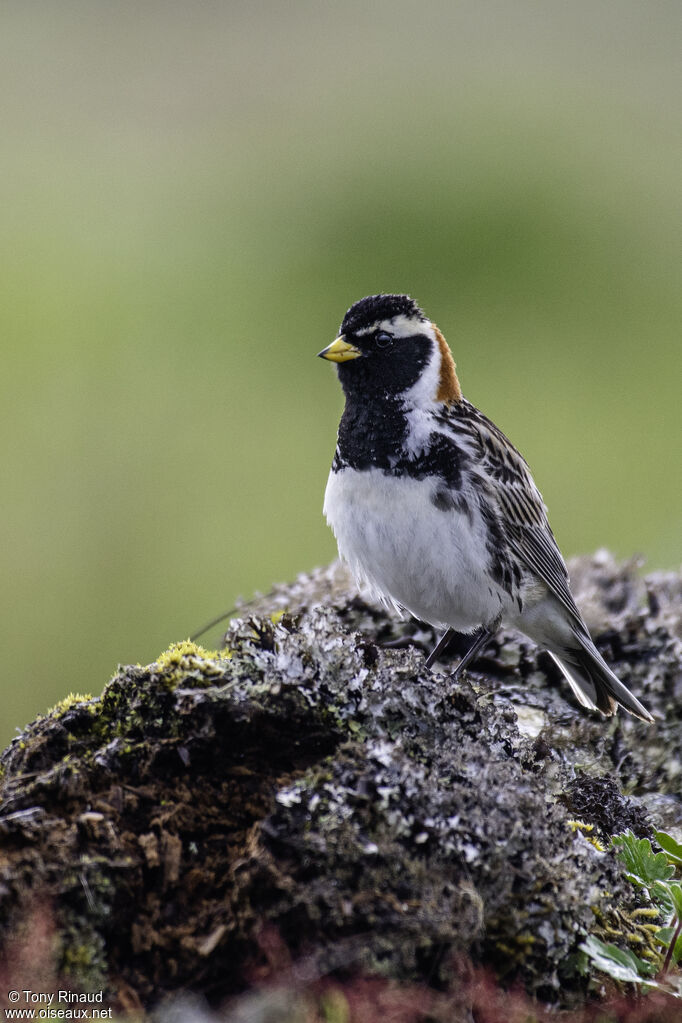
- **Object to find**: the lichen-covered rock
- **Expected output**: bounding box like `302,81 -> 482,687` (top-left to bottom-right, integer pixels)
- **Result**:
0,554 -> 680,1013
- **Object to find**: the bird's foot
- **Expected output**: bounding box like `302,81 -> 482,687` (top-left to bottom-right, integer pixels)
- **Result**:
430,625 -> 497,676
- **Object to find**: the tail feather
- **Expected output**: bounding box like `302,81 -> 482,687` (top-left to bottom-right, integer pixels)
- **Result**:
549,636 -> 654,723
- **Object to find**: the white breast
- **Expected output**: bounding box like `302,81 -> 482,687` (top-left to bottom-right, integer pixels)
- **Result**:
323,467 -> 511,632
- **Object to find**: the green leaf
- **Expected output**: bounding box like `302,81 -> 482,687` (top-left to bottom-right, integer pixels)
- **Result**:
667,882 -> 682,920
656,831 -> 682,868
652,880 -> 677,919
612,832 -> 675,888
570,948 -> 590,976
652,881 -> 682,925
580,935 -> 657,983
656,926 -> 676,946
656,929 -> 682,968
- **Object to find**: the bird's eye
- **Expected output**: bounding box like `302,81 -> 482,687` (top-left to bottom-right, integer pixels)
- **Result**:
375,331 -> 394,349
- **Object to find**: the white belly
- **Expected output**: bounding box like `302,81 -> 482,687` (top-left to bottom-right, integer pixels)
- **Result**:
323,467 -> 510,632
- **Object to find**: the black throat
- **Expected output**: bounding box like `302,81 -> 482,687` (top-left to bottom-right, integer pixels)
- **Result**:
334,394 -> 408,473
333,393 -> 464,491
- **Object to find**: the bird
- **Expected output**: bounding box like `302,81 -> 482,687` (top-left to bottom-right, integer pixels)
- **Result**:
317,293 -> 653,723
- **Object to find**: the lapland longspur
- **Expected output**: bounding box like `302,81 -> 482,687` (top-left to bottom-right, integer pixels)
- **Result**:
318,293 -> 653,722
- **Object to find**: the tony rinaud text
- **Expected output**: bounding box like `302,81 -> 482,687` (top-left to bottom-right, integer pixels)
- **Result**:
13,993 -> 103,1005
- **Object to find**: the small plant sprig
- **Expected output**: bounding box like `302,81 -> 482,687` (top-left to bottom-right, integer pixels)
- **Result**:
581,829 -> 682,997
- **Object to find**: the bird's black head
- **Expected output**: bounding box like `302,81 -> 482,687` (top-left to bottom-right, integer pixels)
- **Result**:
318,293 -> 449,403
340,294 -> 425,336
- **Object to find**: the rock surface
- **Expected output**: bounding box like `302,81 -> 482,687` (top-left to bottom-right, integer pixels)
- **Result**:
0,552 -> 680,1015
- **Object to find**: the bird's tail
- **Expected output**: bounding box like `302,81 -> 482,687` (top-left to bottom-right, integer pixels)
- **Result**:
549,634 -> 654,723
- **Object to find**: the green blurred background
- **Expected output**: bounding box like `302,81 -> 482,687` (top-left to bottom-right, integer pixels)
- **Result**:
1,1 -> 680,747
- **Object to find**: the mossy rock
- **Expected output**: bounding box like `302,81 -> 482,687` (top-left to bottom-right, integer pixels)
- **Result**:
0,554 -> 680,1013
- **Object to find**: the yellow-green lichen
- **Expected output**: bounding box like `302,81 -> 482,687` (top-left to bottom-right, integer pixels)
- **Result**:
567,819 -> 594,833
151,640 -> 232,686
566,819 -> 606,851
590,903 -> 663,966
319,988 -> 350,1023
60,936 -> 108,992
48,692 -> 96,717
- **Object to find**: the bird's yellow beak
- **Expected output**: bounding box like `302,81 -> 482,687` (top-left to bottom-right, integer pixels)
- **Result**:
317,335 -> 362,363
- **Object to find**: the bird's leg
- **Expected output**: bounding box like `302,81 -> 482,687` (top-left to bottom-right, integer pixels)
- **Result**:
424,628 -> 457,669
426,615 -> 501,673
450,627 -> 493,679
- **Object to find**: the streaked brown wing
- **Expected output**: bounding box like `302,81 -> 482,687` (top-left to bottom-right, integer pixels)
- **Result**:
442,399 -> 586,627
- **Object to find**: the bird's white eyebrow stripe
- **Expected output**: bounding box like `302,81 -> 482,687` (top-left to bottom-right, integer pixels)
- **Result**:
353,314 -> 427,338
